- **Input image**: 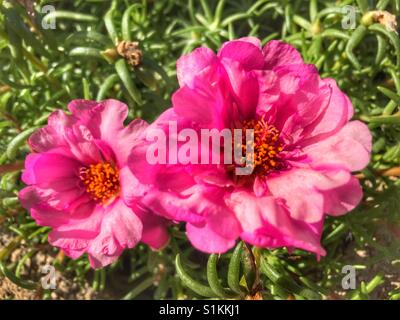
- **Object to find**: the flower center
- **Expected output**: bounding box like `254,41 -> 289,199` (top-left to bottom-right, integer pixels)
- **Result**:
239,118 -> 286,177
79,162 -> 120,204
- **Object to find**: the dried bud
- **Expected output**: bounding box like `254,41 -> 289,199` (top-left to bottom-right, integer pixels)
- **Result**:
374,11 -> 398,33
116,41 -> 143,67
362,10 -> 398,33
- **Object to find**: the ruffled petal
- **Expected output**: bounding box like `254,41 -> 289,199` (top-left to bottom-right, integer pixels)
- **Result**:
28,110 -> 73,152
172,64 -> 231,130
21,152 -> 81,185
177,47 -> 217,87
304,121 -> 372,171
323,176 -> 363,216
87,199 -> 143,268
135,208 -> 170,250
220,58 -> 258,120
227,191 -> 326,256
263,40 -> 304,69
300,78 -> 354,145
218,37 -> 264,70
186,221 -> 237,253
266,168 -> 351,223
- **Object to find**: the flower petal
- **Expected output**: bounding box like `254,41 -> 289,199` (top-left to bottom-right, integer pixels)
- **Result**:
220,58 -> 258,120
304,121 -> 372,171
263,40 -> 303,69
87,199 -> 143,268
227,191 -> 326,256
135,208 -> 170,250
177,47 -> 217,87
21,152 -> 81,185
323,176 -> 363,216
266,168 -> 351,223
218,37 -> 265,70
186,221 -> 237,253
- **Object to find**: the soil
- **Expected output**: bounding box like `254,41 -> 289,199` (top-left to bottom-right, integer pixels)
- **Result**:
0,225 -> 98,300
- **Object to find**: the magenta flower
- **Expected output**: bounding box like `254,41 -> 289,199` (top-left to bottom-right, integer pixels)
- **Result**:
19,99 -> 169,268
129,38 -> 372,256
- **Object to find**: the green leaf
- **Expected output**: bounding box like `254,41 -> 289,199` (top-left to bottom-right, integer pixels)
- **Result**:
175,254 -> 216,298
369,23 -> 400,67
241,244 -> 258,292
122,276 -> 154,300
207,254 -> 237,298
377,86 -> 400,105
104,2 -> 119,44
121,4 -> 141,41
42,10 -> 97,24
0,261 -> 38,290
96,74 -> 119,101
6,127 -> 37,160
69,47 -> 106,61
115,59 -> 142,105
227,241 -> 244,295
345,25 -> 368,70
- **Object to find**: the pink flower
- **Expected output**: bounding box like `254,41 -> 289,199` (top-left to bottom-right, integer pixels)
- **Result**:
129,38 -> 372,256
19,99 -> 169,268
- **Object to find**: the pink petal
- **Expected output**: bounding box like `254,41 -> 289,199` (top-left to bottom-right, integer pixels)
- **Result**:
300,79 -> 353,145
91,99 -> 128,140
277,77 -> 331,141
323,176 -> 363,216
304,121 -> 372,171
19,180 -> 86,213
177,46 -> 217,87
64,124 -> 103,164
29,127 -> 64,153
140,185 -> 209,225
135,209 -> 170,250
220,58 -> 258,120
28,110 -> 73,152
263,40 -> 304,69
47,202 -> 101,254
227,191 -> 326,256
29,109 -> 104,164
21,152 -> 81,185
236,36 -> 262,48
254,70 -> 280,118
218,38 -> 265,70
119,166 -> 149,205
186,221 -> 237,253
88,251 -> 121,269
19,187 -> 70,227
48,232 -> 92,252
53,201 -> 101,232
87,199 -> 143,268
172,64 -> 230,130
115,119 -> 148,166
266,168 -> 351,223
62,248 -> 86,259
68,99 -> 146,166
103,199 -> 143,248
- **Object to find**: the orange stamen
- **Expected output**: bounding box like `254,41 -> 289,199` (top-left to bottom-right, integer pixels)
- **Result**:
239,118 -> 286,177
79,162 -> 120,204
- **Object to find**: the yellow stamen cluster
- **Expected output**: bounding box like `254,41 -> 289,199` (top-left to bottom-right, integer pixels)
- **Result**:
240,118 -> 285,177
79,162 -> 120,204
